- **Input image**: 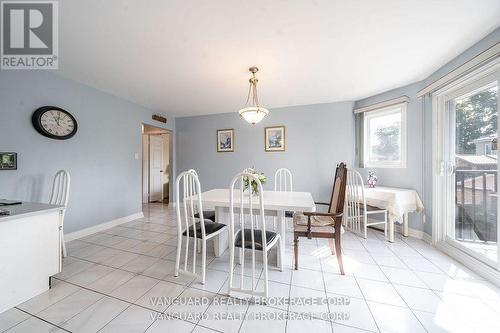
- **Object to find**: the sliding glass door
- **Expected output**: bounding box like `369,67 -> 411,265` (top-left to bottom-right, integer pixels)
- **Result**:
440,69 -> 500,268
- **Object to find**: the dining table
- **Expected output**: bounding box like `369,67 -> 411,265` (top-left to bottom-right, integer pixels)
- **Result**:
199,189 -> 316,266
361,185 -> 425,241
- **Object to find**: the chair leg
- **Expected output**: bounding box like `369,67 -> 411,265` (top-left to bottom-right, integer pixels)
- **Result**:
364,215 -> 368,239
334,236 -> 345,275
201,239 -> 207,284
328,238 -> 335,255
384,212 -> 388,240
197,239 -> 202,254
228,237 -> 235,296
293,234 -> 299,270
61,233 -> 67,258
174,235 -> 182,277
278,236 -> 284,272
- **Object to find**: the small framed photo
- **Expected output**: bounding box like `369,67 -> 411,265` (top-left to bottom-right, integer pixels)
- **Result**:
265,126 -> 285,152
217,129 -> 234,152
0,152 -> 17,170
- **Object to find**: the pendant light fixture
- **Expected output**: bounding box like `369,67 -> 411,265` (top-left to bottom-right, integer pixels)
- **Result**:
238,67 -> 269,124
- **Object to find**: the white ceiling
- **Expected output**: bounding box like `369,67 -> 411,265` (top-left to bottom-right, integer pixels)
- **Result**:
58,0 -> 500,117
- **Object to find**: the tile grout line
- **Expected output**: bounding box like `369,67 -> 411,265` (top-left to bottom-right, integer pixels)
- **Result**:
51,276 -> 205,332
12,307 -> 73,333
318,244 -> 339,333
358,232 -> 429,332
349,235 -> 383,333
31,205 -> 498,333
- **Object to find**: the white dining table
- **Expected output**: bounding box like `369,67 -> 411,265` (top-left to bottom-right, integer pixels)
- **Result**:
362,185 -> 424,240
199,189 -> 316,266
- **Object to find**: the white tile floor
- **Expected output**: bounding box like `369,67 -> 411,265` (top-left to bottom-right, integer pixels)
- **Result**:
1,203 -> 500,333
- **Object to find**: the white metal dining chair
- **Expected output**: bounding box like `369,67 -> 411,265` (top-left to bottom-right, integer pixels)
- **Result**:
274,168 -> 293,192
188,169 -> 216,222
274,168 -> 294,230
345,169 -> 388,239
174,170 -> 227,284
228,172 -> 283,299
49,170 -> 70,257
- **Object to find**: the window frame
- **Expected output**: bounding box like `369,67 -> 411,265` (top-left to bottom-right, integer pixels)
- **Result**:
363,102 -> 407,168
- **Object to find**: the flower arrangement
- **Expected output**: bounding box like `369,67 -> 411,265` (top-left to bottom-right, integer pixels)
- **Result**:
367,170 -> 378,188
243,168 -> 266,195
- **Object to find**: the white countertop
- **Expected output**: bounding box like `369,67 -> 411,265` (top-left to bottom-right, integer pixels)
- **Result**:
0,202 -> 64,223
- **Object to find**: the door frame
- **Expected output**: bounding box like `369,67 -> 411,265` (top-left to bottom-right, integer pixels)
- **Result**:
431,58 -> 500,281
141,124 -> 173,204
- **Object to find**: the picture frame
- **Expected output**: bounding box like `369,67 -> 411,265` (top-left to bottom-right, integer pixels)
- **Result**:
265,126 -> 285,152
217,129 -> 234,152
0,152 -> 17,170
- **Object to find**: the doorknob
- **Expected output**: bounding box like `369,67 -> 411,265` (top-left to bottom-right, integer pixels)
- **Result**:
160,170 -> 164,173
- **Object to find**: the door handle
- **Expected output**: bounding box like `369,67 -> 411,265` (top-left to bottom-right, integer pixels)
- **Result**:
160,170 -> 164,173
447,162 -> 455,176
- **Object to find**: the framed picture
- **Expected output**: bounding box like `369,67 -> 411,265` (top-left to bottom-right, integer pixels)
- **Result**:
265,126 -> 285,152
0,152 -> 17,170
217,129 -> 234,152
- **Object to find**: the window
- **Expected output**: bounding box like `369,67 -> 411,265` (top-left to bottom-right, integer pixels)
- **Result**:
485,143 -> 492,155
363,103 -> 407,168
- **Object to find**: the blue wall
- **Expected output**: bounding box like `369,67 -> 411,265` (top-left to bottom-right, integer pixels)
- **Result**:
1,28 -> 497,237
0,71 -> 174,233
177,28 -> 500,236
355,27 -> 500,235
176,102 -> 355,203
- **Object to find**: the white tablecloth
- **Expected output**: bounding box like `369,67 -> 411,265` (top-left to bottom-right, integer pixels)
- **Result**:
363,186 -> 424,223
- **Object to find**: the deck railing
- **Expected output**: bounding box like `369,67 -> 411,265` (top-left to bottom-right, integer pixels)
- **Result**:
455,169 -> 497,243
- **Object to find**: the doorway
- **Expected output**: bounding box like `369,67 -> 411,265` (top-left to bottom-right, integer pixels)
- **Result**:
142,124 -> 172,205
433,64 -> 500,271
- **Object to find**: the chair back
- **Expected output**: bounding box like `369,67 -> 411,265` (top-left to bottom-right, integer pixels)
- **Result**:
327,163 -> 348,217
49,170 -> 70,207
345,169 -> 367,233
274,168 -> 293,192
175,170 -> 205,275
228,172 -> 268,298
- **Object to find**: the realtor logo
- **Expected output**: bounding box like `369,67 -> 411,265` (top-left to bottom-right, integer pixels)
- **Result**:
1,1 -> 58,69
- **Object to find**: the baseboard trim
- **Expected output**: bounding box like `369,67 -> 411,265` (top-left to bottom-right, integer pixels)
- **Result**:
422,232 -> 432,244
436,241 -> 500,287
64,212 -> 144,242
371,223 -> 430,241
393,224 -> 425,239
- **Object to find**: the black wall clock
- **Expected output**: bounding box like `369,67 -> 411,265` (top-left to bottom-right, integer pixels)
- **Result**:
32,106 -> 78,140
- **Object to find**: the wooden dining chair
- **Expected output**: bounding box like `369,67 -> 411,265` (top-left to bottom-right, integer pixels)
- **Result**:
49,170 -> 70,258
345,169 -> 388,239
293,162 -> 347,274
228,172 -> 283,299
174,170 -> 227,284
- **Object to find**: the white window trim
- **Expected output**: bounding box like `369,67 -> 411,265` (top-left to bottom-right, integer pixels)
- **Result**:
363,102 -> 407,168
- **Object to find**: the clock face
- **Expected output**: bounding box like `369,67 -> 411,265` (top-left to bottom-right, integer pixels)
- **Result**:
32,106 -> 78,140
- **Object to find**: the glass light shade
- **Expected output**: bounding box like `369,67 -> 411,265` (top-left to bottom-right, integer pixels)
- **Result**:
238,106 -> 269,124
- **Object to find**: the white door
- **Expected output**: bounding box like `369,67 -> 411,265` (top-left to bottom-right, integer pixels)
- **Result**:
142,135 -> 149,203
149,135 -> 164,202
436,67 -> 500,269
